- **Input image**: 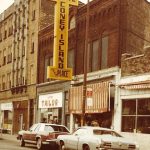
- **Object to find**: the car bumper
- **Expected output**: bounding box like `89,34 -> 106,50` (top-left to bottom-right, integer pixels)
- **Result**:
45,139 -> 58,145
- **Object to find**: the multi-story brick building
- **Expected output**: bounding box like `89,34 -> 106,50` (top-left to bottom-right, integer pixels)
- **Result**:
0,4 -> 14,134
37,0 -> 120,131
38,1 -> 150,146
0,0 -> 40,134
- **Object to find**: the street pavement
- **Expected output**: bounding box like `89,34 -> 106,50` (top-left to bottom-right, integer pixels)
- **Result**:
0,133 -> 17,141
0,134 -> 37,150
0,133 -> 58,150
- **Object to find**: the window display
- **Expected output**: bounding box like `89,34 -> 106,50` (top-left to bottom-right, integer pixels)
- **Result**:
122,99 -> 150,134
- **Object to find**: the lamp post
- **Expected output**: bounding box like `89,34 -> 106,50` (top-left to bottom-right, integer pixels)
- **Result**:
81,0 -> 90,126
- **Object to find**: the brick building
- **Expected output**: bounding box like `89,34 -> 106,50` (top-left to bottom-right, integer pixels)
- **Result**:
38,0 -> 120,131
38,1 -> 150,144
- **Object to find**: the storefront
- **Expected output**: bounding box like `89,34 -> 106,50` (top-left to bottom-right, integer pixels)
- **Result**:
120,79 -> 150,134
69,80 -> 115,132
0,102 -> 13,134
38,92 -> 64,124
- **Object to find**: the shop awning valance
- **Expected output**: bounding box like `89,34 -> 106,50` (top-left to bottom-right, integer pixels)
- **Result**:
69,81 -> 110,114
120,80 -> 150,90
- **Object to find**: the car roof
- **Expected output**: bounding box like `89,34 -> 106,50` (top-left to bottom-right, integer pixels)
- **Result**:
79,126 -> 113,131
37,123 -> 67,127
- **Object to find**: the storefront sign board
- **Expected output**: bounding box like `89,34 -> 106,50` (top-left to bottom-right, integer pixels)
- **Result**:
0,103 -> 13,111
39,92 -> 63,108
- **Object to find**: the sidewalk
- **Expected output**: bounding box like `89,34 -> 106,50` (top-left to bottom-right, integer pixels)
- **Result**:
0,133 -> 17,142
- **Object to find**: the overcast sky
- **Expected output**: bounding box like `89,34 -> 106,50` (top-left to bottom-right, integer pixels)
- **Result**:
0,0 -> 88,14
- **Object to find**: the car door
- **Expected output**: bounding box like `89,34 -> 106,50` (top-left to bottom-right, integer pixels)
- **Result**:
29,124 -> 41,142
23,124 -> 38,141
68,128 -> 87,150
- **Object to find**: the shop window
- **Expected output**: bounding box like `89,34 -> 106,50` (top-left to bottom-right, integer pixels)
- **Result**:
122,99 -> 150,134
122,100 -> 136,115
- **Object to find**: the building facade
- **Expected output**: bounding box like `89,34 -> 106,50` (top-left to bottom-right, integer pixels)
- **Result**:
38,1 -> 150,145
0,0 -> 41,134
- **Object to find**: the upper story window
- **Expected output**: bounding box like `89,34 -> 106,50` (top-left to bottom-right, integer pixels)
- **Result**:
7,72 -> 11,89
30,64 -> 34,84
69,16 -> 75,30
68,49 -> 74,73
0,32 -> 2,42
44,56 -> 53,82
92,40 -> 99,71
32,10 -> 36,21
3,49 -> 6,66
101,31 -> 108,69
87,40 -> 99,73
31,33 -> 35,53
2,75 -> 6,90
7,45 -> 12,63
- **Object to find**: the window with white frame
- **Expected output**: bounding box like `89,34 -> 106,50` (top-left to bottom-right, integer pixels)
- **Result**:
122,99 -> 150,134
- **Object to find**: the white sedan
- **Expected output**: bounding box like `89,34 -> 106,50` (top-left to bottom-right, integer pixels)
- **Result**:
57,126 -> 139,150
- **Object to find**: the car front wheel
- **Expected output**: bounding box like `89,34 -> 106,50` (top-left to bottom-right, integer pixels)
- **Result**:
36,138 -> 43,150
59,141 -> 65,150
83,145 -> 90,150
20,136 -> 25,147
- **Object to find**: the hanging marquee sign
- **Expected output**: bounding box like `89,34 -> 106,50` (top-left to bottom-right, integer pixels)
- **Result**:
47,0 -> 78,80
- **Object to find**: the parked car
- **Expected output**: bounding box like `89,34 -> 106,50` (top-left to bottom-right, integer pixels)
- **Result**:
57,126 -> 139,150
17,123 -> 70,150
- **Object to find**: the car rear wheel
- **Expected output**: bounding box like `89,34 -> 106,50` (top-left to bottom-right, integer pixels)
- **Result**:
59,141 -> 65,150
20,136 -> 25,147
83,145 -> 90,150
36,138 -> 43,150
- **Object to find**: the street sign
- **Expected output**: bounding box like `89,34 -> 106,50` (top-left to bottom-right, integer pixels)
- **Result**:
86,87 -> 93,106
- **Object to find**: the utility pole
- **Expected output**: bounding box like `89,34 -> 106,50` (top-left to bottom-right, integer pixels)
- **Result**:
81,0 -> 90,126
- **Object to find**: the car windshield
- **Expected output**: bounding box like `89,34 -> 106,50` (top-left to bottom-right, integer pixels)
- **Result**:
93,130 -> 122,137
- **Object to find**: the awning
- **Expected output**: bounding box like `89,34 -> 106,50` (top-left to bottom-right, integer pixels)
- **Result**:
121,84 -> 150,90
120,80 -> 150,90
69,81 -> 110,114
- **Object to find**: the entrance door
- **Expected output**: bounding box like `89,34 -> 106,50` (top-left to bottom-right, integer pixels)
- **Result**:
19,114 -> 23,130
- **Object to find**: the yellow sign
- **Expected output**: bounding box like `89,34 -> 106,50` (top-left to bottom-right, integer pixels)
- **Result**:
47,66 -> 72,80
47,0 -> 78,80
68,0 -> 78,5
